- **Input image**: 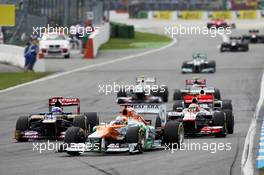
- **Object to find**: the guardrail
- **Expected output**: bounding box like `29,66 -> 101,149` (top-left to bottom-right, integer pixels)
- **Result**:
0,44 -> 45,72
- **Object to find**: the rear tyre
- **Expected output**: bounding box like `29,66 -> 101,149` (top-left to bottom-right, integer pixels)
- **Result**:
173,89 -> 182,101
213,111 -> 226,137
181,61 -> 188,73
84,112 -> 99,133
155,116 -> 162,128
222,99 -> 233,110
243,44 -> 249,51
160,86 -> 169,102
164,121 -> 184,149
224,110 -> 234,134
152,86 -> 169,102
64,54 -> 70,59
73,115 -> 86,130
126,126 -> 145,154
209,60 -> 216,73
15,116 -> 29,142
214,88 -> 221,100
173,100 -> 184,111
220,45 -> 225,52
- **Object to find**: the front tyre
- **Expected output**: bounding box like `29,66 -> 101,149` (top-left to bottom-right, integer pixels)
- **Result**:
64,127 -> 86,156
163,121 -> 184,149
126,126 -> 145,154
15,116 -> 29,142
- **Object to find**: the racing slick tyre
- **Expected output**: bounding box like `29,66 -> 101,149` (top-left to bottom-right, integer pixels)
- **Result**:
152,86 -> 169,102
73,115 -> 87,130
15,116 -> 29,142
181,61 -> 188,73
160,86 -> 169,102
173,100 -> 184,111
164,121 -> 184,149
64,127 -> 86,156
64,54 -> 70,59
84,112 -> 99,133
117,88 -> 126,98
173,89 -> 182,100
223,110 -> 234,134
209,60 -> 216,73
207,23 -> 212,29
126,126 -> 145,154
213,112 -> 226,137
155,116 -> 162,139
220,45 -> 225,52
243,44 -> 249,52
222,99 -> 233,110
155,116 -> 162,128
214,88 -> 221,100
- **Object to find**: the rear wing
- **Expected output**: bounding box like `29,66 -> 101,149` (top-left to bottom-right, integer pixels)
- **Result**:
185,79 -> 206,86
249,29 -> 259,33
183,94 -> 214,104
192,53 -> 207,59
230,36 -> 241,40
48,96 -> 80,114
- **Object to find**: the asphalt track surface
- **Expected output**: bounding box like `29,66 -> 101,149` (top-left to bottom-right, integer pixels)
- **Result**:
0,23 -> 264,175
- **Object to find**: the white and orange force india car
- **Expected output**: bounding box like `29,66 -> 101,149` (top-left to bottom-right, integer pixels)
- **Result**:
169,94 -> 234,137
116,76 -> 169,103
64,104 -> 184,155
173,78 -> 221,101
14,97 -> 98,142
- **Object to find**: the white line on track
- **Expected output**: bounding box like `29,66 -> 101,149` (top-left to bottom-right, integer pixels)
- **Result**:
241,71 -> 264,175
0,39 -> 177,94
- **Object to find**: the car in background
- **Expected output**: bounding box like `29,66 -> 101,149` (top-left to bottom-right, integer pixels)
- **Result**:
207,19 -> 235,29
39,33 -> 71,58
64,104 -> 184,155
220,37 -> 249,52
181,53 -> 216,73
116,76 -> 169,103
242,29 -> 264,43
173,78 -> 221,101
14,97 -> 98,142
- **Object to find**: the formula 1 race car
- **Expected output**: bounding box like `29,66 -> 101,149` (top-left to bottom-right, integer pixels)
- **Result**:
181,53 -> 216,73
173,78 -> 221,101
116,76 -> 169,103
168,95 -> 234,137
63,104 -> 184,155
220,37 -> 249,52
14,97 -> 98,142
242,30 -> 264,44
207,19 -> 235,29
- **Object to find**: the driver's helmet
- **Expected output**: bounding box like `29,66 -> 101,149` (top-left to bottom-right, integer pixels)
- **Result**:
111,116 -> 128,125
51,107 -> 63,115
188,103 -> 199,112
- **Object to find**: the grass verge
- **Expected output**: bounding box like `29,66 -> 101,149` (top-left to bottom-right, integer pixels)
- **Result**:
260,168 -> 264,175
0,72 -> 50,90
100,31 -> 172,50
